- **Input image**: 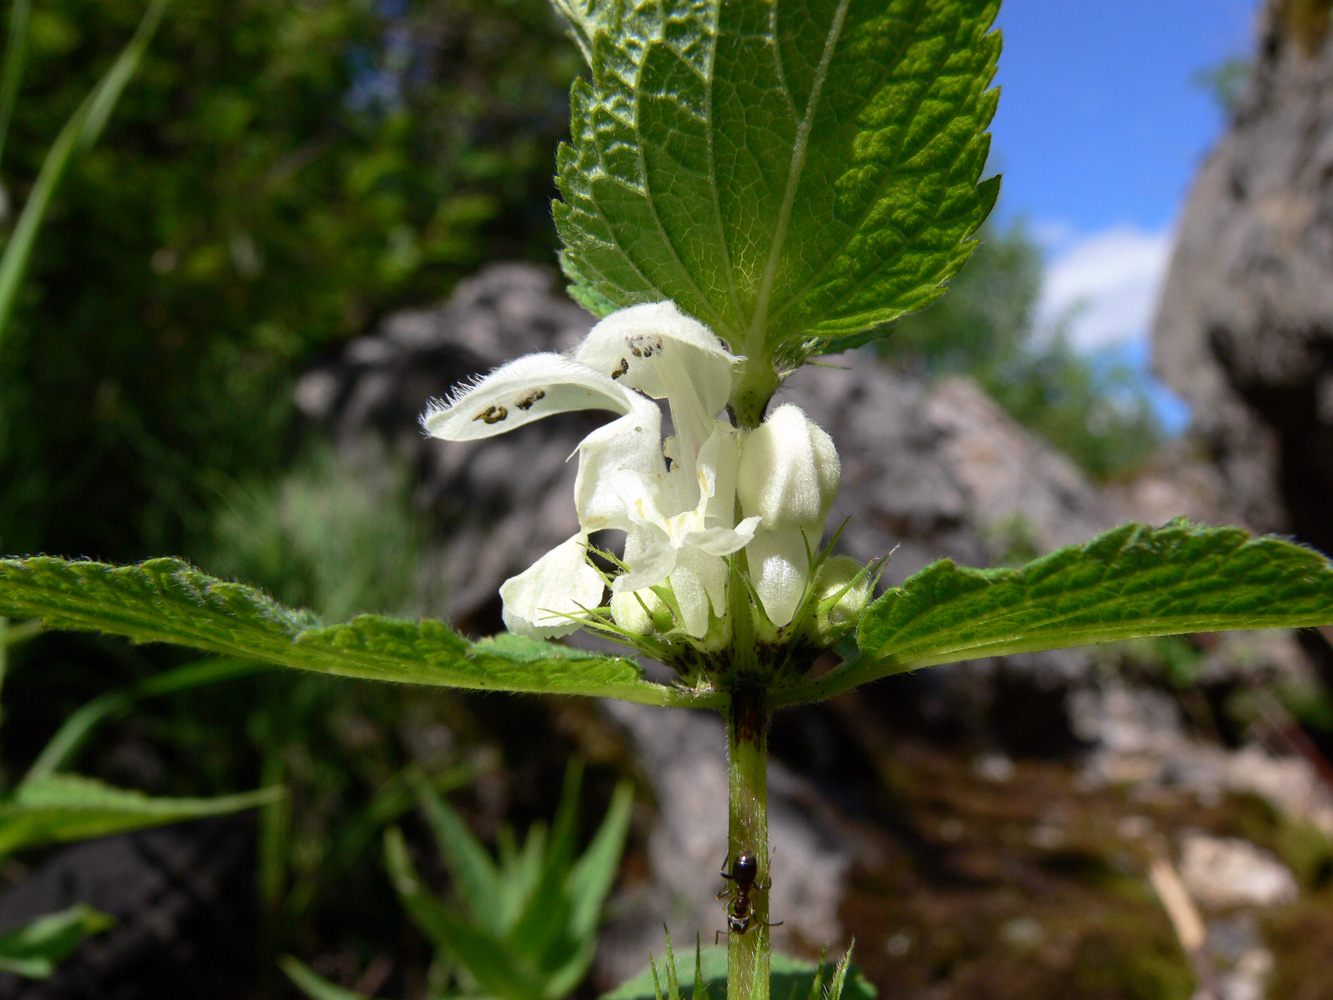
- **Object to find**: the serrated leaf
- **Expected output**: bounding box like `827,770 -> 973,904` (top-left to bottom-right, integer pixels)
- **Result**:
0,557 -> 708,707
0,904 -> 113,979
0,774 -> 280,856
554,0 -> 999,361
775,521 -> 1333,705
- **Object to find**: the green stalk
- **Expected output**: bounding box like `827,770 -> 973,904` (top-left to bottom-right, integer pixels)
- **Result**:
0,0 -> 173,350
729,349 -> 781,431
725,681 -> 770,1000
0,618 -> 8,736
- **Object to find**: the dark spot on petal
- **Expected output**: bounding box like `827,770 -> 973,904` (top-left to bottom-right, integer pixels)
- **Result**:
629,334 -> 662,358
516,388 -> 546,411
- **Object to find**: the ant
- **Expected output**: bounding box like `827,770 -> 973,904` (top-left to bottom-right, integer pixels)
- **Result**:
715,847 -> 783,944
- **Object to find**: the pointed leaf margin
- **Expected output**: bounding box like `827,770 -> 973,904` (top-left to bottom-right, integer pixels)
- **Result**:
772,520 -> 1333,707
0,557 -> 711,708
554,0 -> 1001,360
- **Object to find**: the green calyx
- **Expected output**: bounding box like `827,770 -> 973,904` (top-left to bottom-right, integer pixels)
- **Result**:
583,537 -> 882,695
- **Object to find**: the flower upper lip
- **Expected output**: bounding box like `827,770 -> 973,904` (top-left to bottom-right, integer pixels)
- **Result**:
422,302 -> 752,638
421,352 -> 647,441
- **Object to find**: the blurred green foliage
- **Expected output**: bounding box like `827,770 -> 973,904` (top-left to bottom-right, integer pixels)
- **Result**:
878,220 -> 1166,481
0,8 -> 585,982
280,761 -> 634,1000
0,618 -> 276,980
204,444 -> 425,622
0,0 -> 578,560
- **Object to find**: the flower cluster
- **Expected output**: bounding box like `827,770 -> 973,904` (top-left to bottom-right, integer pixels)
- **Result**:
423,302 -> 867,665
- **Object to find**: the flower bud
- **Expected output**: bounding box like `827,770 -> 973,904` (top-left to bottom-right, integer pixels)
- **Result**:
813,555 -> 872,630
610,587 -> 673,636
738,405 -> 840,627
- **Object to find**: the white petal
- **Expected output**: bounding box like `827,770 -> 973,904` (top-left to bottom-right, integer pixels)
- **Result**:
695,423 -> 742,524
574,302 -> 735,392
681,517 -> 760,557
611,535 -> 678,593
609,466 -> 669,525
499,533 -> 605,637
737,404 -> 840,529
573,302 -> 736,459
745,527 -> 812,628
574,405 -> 665,530
422,354 -> 636,441
668,549 -> 726,638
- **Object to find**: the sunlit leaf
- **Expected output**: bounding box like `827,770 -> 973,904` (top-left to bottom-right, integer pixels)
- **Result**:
0,557 -> 709,707
555,0 -> 999,361
775,520 -> 1333,705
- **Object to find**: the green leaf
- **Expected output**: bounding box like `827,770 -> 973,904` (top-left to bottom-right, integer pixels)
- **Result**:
549,0 -> 603,66
279,956 -> 377,1000
0,0 -> 33,172
412,784 -> 502,934
775,521 -> 1333,705
0,904 -> 113,979
0,557 -> 710,707
554,0 -> 999,360
283,762 -> 473,922
383,827 -> 540,1000
0,0 -> 173,349
823,942 -> 859,1000
505,758 -> 585,963
500,821 -> 549,936
601,948 -> 876,1000
25,656 -> 268,784
0,774 -> 279,857
567,779 -> 634,940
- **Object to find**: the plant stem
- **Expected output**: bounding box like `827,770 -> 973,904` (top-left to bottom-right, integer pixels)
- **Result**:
725,680 -> 770,1000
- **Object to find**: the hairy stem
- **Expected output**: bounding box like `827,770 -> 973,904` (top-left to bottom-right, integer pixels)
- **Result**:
726,681 -> 770,1000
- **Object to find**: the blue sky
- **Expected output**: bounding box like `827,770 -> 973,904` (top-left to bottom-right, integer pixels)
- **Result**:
992,0 -> 1256,235
984,0 -> 1258,420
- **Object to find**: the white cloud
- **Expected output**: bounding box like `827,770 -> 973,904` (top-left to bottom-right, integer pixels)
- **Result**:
1035,224 -> 1174,353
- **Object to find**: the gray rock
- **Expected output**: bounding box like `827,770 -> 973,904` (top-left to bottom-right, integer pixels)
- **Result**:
1179,832 -> 1299,909
303,260 -> 1317,725
0,819 -> 256,1000
1152,0 -> 1333,553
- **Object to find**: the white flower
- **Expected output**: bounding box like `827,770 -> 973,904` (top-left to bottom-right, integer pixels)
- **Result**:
737,404 -> 841,627
608,423 -> 760,637
422,302 -> 755,639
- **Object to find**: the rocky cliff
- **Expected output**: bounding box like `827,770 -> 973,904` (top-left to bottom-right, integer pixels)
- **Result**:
1153,0 -> 1333,558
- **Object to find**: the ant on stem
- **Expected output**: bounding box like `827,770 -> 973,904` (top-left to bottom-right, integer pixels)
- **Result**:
715,847 -> 783,944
